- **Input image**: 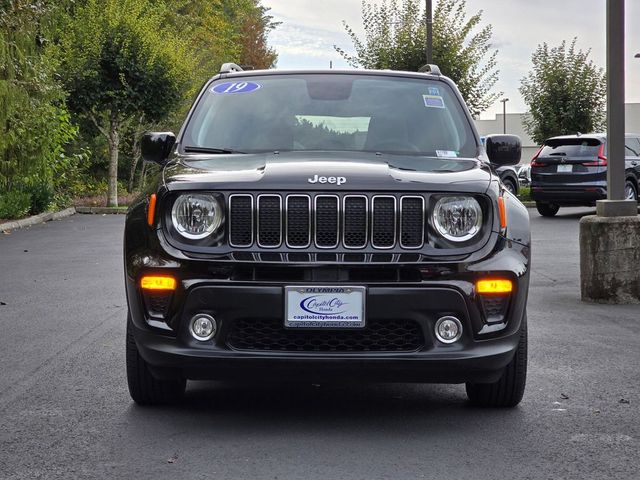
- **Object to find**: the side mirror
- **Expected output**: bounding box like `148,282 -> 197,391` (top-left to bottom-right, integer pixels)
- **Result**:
485,134 -> 521,166
141,132 -> 176,165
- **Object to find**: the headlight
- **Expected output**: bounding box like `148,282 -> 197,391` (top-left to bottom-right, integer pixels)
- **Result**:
432,196 -> 482,242
171,194 -> 223,240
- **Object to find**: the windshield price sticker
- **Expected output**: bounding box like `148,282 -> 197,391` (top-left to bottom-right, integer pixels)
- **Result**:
211,81 -> 262,94
285,286 -> 366,329
436,150 -> 459,158
423,94 -> 445,108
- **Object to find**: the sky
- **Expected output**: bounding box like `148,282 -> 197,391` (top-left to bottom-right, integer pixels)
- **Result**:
262,0 -> 640,119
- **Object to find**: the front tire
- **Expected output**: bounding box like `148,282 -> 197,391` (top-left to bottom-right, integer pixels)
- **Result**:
466,314 -> 527,408
126,317 -> 186,405
536,202 -> 560,217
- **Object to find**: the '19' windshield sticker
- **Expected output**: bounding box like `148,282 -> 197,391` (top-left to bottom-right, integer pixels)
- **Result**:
423,94 -> 445,108
211,81 -> 262,94
427,87 -> 440,96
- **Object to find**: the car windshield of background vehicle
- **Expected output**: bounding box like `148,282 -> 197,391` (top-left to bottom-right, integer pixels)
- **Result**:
540,139 -> 601,158
181,74 -> 476,158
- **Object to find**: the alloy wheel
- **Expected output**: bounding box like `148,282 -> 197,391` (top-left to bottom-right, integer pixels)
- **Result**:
625,181 -> 638,201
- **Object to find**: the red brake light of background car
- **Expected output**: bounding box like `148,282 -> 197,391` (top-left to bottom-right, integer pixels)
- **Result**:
530,147 -> 544,167
582,144 -> 608,167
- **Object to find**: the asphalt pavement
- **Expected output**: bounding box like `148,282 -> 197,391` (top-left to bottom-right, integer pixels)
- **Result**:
1,209 -> 639,480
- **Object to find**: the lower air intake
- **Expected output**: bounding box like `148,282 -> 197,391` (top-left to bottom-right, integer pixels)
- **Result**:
227,318 -> 424,352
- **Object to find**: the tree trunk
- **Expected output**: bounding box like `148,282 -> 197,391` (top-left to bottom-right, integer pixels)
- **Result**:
107,116 -> 120,207
128,135 -> 141,194
128,115 -> 145,193
138,161 -> 147,191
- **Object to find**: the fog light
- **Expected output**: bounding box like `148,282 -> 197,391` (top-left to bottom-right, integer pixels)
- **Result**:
189,314 -> 217,341
435,316 -> 463,344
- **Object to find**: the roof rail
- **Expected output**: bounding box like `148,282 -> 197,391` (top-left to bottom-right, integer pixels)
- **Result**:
220,63 -> 244,74
418,64 -> 441,76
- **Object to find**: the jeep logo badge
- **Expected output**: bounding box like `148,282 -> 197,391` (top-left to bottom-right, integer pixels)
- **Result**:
308,174 -> 347,186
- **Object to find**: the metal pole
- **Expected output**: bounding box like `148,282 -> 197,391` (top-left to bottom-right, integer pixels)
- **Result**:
426,0 -> 433,64
606,0 -> 625,201
500,98 -> 509,134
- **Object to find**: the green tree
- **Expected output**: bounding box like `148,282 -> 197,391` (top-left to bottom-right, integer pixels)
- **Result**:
56,0 -> 195,206
335,0 -> 500,117
171,0 -> 278,85
172,0 -> 240,89
520,39 -> 606,145
0,1 -> 78,216
237,0 -> 279,69
124,0 -> 279,193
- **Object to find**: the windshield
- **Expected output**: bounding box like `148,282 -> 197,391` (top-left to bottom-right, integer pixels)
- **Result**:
181,74 -> 477,158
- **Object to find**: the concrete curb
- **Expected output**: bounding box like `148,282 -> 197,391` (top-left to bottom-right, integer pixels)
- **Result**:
0,207 -> 76,233
75,206 -> 128,214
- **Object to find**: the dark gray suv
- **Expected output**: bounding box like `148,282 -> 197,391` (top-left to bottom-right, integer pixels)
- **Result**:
531,133 -> 640,216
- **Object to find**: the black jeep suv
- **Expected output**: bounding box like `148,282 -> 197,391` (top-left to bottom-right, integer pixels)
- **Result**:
124,64 -> 531,407
531,133 -> 640,216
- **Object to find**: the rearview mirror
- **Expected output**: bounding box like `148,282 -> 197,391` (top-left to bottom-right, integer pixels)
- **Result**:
141,132 -> 176,165
485,134 -> 521,166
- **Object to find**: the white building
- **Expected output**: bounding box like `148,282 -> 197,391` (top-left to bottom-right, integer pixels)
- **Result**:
474,103 -> 640,164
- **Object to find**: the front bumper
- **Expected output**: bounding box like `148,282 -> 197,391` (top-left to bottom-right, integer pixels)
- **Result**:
132,322 -> 520,384
531,185 -> 607,206
126,241 -> 529,385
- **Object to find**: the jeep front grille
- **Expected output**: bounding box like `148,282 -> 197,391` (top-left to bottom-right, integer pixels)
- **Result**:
400,196 -> 426,248
256,195 -> 282,247
286,195 -> 311,248
343,195 -> 368,248
228,193 -> 427,250
228,195 -> 253,247
372,196 -> 397,248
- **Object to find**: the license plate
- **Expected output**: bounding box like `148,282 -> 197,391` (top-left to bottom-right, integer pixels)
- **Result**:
285,286 -> 366,328
557,164 -> 573,172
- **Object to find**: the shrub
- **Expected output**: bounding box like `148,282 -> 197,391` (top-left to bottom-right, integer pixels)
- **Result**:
518,186 -> 531,202
26,183 -> 54,214
0,190 -> 32,220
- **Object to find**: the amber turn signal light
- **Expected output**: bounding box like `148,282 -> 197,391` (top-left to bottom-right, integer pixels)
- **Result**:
140,276 -> 176,291
147,193 -> 157,226
476,278 -> 513,294
498,196 -> 507,230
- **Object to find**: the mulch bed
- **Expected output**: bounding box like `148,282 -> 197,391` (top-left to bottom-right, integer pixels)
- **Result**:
74,192 -> 137,207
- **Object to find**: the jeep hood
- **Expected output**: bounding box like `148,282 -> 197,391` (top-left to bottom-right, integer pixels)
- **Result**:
163,151 -> 492,193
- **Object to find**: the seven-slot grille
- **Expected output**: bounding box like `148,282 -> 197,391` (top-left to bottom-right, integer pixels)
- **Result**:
229,194 -> 426,250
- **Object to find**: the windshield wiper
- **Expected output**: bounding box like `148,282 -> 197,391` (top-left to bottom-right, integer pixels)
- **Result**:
183,146 -> 245,154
